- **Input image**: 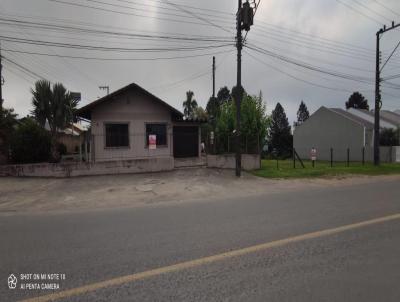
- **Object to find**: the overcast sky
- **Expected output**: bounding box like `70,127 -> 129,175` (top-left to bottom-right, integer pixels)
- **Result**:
1,0 -> 400,124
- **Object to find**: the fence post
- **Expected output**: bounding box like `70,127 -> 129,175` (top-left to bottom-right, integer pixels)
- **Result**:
330,148 -> 333,167
362,147 -> 365,165
347,148 -> 350,167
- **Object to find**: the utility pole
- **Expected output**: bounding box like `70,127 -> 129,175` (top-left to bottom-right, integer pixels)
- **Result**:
374,21 -> 400,166
212,56 -> 216,98
374,29 -> 381,166
235,0 -> 243,177
99,85 -> 109,95
0,41 -> 3,110
235,0 -> 254,177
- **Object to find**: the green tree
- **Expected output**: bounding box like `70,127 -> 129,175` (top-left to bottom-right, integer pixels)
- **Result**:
10,118 -> 51,163
206,96 -> 219,125
217,86 -> 231,104
193,106 -> 208,120
31,80 -> 78,161
241,92 -> 269,153
182,90 -> 198,119
380,128 -> 399,146
297,100 -> 310,124
215,91 -> 269,154
268,102 -> 292,158
346,92 -> 369,110
0,106 -> 18,162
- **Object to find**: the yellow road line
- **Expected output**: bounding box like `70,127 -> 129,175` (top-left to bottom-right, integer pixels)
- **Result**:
20,212 -> 400,302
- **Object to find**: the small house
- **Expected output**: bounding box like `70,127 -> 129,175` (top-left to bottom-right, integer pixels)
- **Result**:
76,83 -> 204,168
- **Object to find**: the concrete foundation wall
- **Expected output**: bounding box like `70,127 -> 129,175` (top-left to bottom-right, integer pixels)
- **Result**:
0,157 -> 174,178
207,154 -> 260,170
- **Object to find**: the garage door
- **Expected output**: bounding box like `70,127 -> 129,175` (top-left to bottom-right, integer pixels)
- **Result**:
173,126 -> 199,158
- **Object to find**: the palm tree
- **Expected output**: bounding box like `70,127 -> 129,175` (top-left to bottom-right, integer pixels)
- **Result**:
183,90 -> 198,119
31,80 -> 78,161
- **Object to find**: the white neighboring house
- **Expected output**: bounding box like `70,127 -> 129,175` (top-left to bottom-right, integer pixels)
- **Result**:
293,106 -> 400,162
347,108 -> 398,129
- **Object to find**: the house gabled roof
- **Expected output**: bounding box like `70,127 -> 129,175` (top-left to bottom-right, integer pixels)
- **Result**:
76,83 -> 184,120
328,108 -> 374,129
380,110 -> 400,126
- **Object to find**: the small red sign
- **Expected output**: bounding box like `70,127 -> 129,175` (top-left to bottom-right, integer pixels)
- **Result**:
311,148 -> 317,161
149,135 -> 156,150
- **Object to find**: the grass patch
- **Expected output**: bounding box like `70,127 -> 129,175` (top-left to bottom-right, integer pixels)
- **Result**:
252,159 -> 400,179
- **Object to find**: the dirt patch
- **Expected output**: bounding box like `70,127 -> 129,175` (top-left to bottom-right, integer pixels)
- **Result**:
0,168 -> 399,215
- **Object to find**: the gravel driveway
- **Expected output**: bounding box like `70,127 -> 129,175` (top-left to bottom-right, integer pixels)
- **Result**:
1,168 -> 399,214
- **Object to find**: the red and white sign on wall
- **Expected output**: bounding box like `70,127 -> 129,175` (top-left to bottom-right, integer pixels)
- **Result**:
149,135 -> 157,150
311,147 -> 317,161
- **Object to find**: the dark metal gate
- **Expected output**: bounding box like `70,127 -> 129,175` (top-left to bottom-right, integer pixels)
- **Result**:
173,126 -> 199,158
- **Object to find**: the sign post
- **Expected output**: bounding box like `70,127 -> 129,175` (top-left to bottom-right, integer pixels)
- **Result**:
311,147 -> 317,168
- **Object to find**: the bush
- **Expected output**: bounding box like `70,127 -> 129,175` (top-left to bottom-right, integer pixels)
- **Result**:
380,128 -> 400,146
57,143 -> 67,156
10,119 -> 51,163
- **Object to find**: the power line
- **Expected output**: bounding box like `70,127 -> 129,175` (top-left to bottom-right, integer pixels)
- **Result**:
245,43 -> 374,84
349,0 -> 393,22
48,0 -> 235,30
2,56 -> 46,80
336,0 -> 384,24
0,17 -> 234,43
1,48 -> 234,61
0,13 -> 232,40
381,40 -> 400,71
164,0 -> 233,34
382,73 -> 400,81
371,0 -> 400,18
245,49 -> 353,93
0,35 -> 233,52
114,0 -> 234,20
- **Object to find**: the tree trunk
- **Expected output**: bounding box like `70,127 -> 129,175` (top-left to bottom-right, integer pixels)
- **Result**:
50,129 -> 60,163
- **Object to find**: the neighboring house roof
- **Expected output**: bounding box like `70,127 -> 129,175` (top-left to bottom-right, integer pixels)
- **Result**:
380,110 -> 400,127
347,108 -> 397,129
44,121 -> 85,136
329,108 -> 374,129
76,83 -> 183,120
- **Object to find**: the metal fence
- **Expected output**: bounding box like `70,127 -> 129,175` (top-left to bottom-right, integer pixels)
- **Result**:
204,132 -> 261,155
292,146 -> 400,166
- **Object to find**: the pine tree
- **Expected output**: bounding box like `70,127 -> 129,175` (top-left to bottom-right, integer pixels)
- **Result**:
345,92 -> 369,110
182,91 -> 198,119
297,100 -> 310,124
268,103 -> 292,158
217,86 -> 231,104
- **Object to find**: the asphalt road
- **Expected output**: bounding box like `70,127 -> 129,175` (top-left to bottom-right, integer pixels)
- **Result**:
1,177 -> 400,301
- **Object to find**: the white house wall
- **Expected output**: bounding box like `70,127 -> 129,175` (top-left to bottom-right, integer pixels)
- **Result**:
293,107 -> 366,161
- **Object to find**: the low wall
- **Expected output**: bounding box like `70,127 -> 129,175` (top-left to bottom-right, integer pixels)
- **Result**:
0,157 -> 174,178
207,154 -> 260,170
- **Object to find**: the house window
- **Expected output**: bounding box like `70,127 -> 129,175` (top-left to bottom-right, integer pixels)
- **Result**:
105,123 -> 129,148
146,123 -> 167,146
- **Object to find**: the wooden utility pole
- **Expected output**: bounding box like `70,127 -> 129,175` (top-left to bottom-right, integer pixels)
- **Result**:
212,56 -> 216,98
0,41 -> 3,110
235,0 -> 243,177
374,21 -> 400,166
374,29 -> 381,166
